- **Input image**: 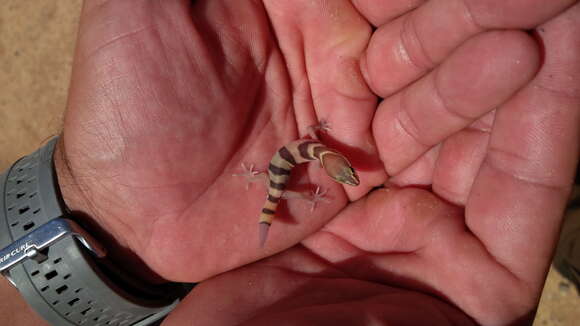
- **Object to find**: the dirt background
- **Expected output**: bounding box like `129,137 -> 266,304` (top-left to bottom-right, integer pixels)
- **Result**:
1,1 -> 578,325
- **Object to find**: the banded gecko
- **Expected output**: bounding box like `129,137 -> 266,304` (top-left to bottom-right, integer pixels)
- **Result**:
235,123 -> 360,247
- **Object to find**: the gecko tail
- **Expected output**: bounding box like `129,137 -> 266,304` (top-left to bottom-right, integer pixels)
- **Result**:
259,222 -> 271,248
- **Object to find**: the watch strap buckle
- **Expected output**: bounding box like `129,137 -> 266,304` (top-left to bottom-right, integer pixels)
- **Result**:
0,218 -> 106,284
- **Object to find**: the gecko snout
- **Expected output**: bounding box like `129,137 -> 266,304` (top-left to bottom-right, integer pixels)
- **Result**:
321,153 -> 360,186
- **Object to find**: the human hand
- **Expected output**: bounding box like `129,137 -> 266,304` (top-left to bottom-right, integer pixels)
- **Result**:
160,1 -> 580,325
55,0 -> 382,282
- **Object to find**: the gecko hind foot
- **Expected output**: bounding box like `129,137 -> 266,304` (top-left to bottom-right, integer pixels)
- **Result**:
307,186 -> 331,212
282,186 -> 331,212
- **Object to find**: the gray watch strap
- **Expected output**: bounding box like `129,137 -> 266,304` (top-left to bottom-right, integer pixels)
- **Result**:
0,138 -> 189,326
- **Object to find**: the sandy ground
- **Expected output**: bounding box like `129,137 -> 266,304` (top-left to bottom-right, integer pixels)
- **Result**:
1,1 -> 578,325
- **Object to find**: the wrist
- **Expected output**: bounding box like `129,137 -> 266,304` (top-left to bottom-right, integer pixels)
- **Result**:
53,137 -> 164,284
1,136 -> 187,326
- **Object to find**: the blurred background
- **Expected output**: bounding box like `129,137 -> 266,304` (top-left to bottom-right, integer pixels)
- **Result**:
0,1 -> 578,325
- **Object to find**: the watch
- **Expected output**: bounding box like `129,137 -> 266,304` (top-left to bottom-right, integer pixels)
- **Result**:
0,137 -> 192,326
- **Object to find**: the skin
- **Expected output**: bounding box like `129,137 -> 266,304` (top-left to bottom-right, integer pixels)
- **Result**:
2,0 -> 579,325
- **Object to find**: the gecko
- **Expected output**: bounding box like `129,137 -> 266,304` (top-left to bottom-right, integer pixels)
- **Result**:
234,122 -> 360,247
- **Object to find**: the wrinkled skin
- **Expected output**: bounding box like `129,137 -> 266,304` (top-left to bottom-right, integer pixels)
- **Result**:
53,0 -> 580,325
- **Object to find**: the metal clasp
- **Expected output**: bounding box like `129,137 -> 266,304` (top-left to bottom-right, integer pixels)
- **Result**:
0,218 -> 106,286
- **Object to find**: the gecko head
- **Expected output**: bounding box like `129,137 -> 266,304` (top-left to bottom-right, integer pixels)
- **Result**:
320,153 -> 360,186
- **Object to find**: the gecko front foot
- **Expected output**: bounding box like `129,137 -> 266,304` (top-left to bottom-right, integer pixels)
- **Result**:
307,119 -> 331,140
233,163 -> 267,190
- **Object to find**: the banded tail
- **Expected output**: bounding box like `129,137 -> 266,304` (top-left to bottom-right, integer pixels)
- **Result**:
259,139 -> 359,247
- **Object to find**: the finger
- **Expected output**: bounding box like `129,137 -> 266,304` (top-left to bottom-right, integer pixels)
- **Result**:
379,116 -> 491,189
351,0 -> 425,26
466,3 -> 580,285
432,111 -> 495,205
308,187 -> 538,325
362,0 -> 576,97
263,0 -> 386,199
306,188 -> 453,254
388,145 -> 440,187
373,31 -> 539,175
